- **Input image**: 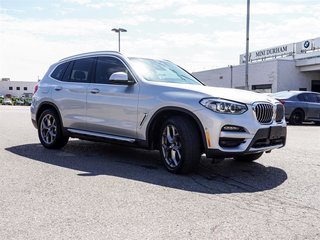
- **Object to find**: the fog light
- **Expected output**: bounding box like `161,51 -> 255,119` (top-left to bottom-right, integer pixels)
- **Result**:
222,125 -> 245,132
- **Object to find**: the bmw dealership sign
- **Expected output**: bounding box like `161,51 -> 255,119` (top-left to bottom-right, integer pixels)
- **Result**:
240,43 -> 294,63
240,37 -> 320,64
297,39 -> 313,52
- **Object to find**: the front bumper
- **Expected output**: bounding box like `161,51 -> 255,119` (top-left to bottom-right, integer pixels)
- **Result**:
205,126 -> 286,158
193,108 -> 287,158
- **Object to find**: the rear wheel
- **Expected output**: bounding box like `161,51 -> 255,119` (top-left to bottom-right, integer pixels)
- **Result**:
234,152 -> 263,162
38,109 -> 69,149
289,109 -> 304,125
159,116 -> 201,174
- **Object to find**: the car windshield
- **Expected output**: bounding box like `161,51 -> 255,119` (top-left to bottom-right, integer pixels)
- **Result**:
129,57 -> 203,85
271,91 -> 297,99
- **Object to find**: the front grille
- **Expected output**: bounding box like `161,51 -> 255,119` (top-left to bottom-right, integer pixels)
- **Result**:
276,104 -> 284,122
252,138 -> 285,148
248,127 -> 287,149
254,103 -> 274,124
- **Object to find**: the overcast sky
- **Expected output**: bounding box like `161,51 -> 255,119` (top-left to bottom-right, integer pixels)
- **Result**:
0,0 -> 319,81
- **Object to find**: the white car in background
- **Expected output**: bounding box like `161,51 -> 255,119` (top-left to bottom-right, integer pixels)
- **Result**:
2,98 -> 13,105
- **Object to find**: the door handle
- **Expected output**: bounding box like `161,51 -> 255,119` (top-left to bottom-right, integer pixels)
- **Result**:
54,86 -> 63,91
90,88 -> 100,94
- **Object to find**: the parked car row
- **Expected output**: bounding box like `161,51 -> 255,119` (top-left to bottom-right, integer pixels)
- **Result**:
0,96 -> 32,106
270,91 -> 320,125
2,98 -> 13,105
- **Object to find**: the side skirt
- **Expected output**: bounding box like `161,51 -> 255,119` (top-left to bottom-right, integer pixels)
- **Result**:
65,128 -> 150,149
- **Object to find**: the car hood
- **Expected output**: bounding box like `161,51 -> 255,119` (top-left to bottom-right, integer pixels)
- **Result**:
149,82 -> 278,105
198,86 -> 278,104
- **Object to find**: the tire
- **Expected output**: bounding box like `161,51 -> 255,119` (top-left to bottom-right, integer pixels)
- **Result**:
159,116 -> 201,174
234,152 -> 263,162
289,109 -> 304,125
38,109 -> 69,149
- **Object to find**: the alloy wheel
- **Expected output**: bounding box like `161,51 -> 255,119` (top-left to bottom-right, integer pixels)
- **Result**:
40,114 -> 57,145
161,125 -> 182,168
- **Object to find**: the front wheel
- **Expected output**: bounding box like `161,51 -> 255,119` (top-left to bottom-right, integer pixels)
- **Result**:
38,109 -> 69,149
159,116 -> 201,174
234,152 -> 263,162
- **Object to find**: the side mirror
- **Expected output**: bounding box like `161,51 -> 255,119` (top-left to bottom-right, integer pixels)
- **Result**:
109,72 -> 135,85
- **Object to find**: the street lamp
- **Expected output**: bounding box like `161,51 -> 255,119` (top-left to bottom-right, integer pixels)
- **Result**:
245,0 -> 250,90
229,65 -> 233,88
111,28 -> 127,52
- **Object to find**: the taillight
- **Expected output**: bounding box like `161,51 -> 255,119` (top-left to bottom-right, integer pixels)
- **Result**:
33,84 -> 39,95
279,99 -> 285,105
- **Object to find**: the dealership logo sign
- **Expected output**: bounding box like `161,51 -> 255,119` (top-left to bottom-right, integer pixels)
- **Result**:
247,44 -> 294,62
255,46 -> 289,58
304,40 -> 310,49
240,37 -> 320,64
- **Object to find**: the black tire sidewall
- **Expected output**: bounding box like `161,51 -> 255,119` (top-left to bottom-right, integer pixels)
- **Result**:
290,110 -> 304,125
159,116 -> 200,174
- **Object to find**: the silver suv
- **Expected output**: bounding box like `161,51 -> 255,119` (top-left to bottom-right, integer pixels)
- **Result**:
31,51 -> 287,174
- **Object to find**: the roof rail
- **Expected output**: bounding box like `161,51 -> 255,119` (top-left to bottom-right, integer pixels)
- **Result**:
59,51 -> 121,62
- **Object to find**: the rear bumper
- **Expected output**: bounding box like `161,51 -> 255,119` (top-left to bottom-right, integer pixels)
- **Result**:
31,118 -> 37,129
30,103 -> 38,128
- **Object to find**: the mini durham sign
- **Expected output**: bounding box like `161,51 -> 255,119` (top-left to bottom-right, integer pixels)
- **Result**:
240,43 -> 295,63
252,44 -> 294,61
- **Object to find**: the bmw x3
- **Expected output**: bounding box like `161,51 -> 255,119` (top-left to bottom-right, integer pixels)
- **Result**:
31,51 -> 287,173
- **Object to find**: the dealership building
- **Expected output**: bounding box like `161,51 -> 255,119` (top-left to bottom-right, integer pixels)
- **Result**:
193,37 -> 320,93
0,79 -> 37,97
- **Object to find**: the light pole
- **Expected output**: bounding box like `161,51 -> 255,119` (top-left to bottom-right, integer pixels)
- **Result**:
229,65 -> 233,88
245,0 -> 250,90
111,28 -> 127,52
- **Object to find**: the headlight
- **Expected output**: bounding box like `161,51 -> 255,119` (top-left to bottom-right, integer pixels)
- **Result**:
200,98 -> 247,114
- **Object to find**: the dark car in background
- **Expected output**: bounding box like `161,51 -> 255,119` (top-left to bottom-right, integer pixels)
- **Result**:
271,91 -> 320,125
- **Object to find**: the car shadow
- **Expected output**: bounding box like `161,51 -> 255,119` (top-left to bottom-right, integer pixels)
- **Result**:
6,140 -> 287,194
287,121 -> 320,126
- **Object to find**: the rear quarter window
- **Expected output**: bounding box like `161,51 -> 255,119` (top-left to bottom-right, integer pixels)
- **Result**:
51,62 -> 70,80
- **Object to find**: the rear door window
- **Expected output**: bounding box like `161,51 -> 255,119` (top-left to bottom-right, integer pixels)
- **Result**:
305,94 -> 317,103
63,58 -> 95,83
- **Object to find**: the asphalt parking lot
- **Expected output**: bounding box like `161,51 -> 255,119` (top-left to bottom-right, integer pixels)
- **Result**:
1,106 -> 320,240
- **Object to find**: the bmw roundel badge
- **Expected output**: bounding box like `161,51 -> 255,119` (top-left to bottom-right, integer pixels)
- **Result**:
304,40 -> 310,49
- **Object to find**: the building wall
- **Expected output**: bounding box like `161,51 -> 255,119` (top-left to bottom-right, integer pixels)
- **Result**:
0,81 -> 37,97
193,59 -> 320,93
277,60 -> 320,91
193,60 -> 279,92
234,60 -> 278,92
193,68 -> 230,88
